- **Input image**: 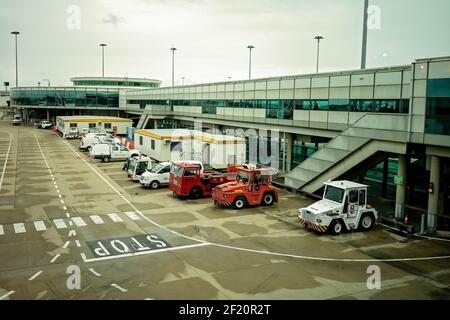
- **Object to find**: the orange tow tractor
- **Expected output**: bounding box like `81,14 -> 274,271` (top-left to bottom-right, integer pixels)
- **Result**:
212,165 -> 279,209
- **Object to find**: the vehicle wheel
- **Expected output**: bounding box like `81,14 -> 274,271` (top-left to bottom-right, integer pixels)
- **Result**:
359,213 -> 375,231
328,220 -> 343,235
150,180 -> 159,189
232,197 -> 247,210
103,157 -> 109,163
189,187 -> 202,199
262,192 -> 274,206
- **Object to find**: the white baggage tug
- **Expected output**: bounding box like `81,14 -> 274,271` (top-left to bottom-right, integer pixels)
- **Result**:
298,180 -> 378,235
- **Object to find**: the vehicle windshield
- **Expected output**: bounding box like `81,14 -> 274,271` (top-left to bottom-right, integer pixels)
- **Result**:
173,165 -> 184,177
235,170 -> 249,184
150,163 -> 164,173
324,185 -> 345,203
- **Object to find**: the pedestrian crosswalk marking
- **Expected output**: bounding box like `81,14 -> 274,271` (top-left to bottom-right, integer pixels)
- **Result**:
72,217 -> 87,227
124,211 -> 140,221
90,215 -> 104,225
53,219 -> 67,229
33,221 -> 47,232
107,213 -> 123,223
0,212 -> 144,236
13,223 -> 26,234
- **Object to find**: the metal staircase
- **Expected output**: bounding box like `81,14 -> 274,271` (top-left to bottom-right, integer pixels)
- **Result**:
285,114 -> 410,194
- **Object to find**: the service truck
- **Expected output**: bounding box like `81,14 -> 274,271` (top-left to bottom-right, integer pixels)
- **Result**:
12,115 -> 22,125
128,156 -> 153,181
297,180 -> 378,235
169,161 -> 235,199
90,144 -> 140,162
139,161 -> 172,189
212,165 -> 279,209
79,133 -> 118,151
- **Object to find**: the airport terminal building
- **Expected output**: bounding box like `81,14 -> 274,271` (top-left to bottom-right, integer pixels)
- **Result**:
10,56 -> 450,232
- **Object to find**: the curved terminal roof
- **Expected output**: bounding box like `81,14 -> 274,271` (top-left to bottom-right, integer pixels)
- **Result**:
70,77 -> 161,88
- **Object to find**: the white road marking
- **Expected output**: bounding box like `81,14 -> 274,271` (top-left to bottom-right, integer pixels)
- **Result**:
65,213 -> 71,218
68,221 -> 73,226
72,217 -> 86,227
58,133 -> 450,263
80,252 -> 87,260
75,240 -> 81,247
56,189 -> 60,194
68,230 -> 76,237
63,206 -> 67,211
0,225 -> 3,235
50,253 -> 61,263
0,291 -> 15,300
28,271 -> 43,281
53,181 -> 57,185
82,243 -> 211,263
63,240 -> 70,248
89,268 -> 101,277
13,223 -> 26,234
58,194 -> 62,198
53,219 -> 67,229
33,221 -> 47,232
0,131 -> 13,193
90,215 -> 104,224
124,211 -> 140,221
111,284 -> 128,293
107,213 -> 123,223
60,199 -> 65,204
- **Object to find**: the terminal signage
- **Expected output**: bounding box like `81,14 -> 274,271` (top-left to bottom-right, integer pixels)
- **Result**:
86,234 -> 171,258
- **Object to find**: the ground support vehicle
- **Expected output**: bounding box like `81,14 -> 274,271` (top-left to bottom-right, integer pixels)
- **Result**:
128,156 -> 153,181
212,165 -> 279,209
90,144 -> 140,162
169,162 -> 236,199
12,115 -> 22,125
297,180 -> 378,235
40,120 -> 53,129
139,162 -> 172,189
79,133 -> 115,151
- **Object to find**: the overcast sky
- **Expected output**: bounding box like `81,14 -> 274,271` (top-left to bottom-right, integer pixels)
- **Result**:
1,0 -> 450,87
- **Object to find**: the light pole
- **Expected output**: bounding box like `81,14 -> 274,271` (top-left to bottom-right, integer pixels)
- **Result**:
100,43 -> 107,77
170,47 -> 177,87
247,45 -> 254,80
314,36 -> 324,73
11,31 -> 20,87
361,0 -> 369,69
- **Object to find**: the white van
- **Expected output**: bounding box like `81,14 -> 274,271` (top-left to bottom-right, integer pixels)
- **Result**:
12,115 -> 22,125
80,133 -> 113,151
139,162 -> 173,189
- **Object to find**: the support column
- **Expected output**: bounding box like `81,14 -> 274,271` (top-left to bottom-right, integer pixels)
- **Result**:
427,156 -> 440,233
285,132 -> 293,172
394,155 -> 407,219
381,159 -> 388,198
154,119 -> 158,129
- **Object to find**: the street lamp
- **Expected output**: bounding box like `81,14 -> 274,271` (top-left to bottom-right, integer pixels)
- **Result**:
100,43 -> 107,77
361,0 -> 369,69
314,36 -> 324,73
247,45 -> 254,80
11,31 -> 20,87
170,47 -> 177,87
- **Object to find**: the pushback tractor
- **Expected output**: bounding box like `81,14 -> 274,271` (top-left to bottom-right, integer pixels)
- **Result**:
298,180 -> 378,235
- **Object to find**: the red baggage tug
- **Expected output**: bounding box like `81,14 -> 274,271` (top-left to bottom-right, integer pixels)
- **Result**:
212,165 -> 279,209
169,162 -> 237,199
